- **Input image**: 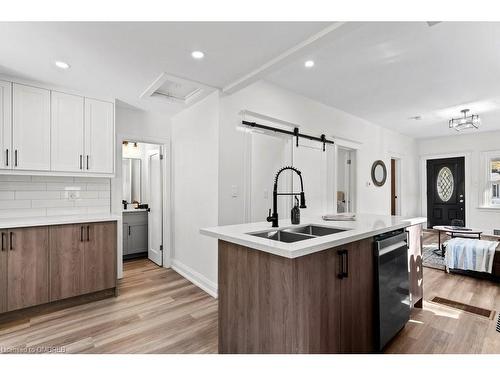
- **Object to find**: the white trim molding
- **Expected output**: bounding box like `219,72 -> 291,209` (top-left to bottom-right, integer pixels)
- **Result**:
171,259 -> 218,298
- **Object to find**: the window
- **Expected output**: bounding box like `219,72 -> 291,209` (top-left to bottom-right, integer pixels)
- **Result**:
481,152 -> 500,208
491,158 -> 500,205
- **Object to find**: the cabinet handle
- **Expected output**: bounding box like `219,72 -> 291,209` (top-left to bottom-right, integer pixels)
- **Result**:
128,225 -> 131,236
9,232 -> 14,251
80,226 -> 84,242
344,250 -> 348,278
86,155 -> 89,170
5,149 -> 8,167
86,225 -> 90,241
14,150 -> 18,167
80,155 -> 83,170
337,250 -> 345,279
1,232 -> 5,251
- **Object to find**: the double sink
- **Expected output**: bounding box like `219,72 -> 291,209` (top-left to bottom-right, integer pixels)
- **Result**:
248,224 -> 349,243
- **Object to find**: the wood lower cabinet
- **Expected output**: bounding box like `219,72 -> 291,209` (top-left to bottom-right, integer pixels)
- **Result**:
218,237 -> 375,354
49,224 -> 85,301
50,222 -> 117,300
406,224 -> 423,308
6,227 -> 49,311
82,222 -> 117,294
0,221 -> 116,316
0,232 -> 7,313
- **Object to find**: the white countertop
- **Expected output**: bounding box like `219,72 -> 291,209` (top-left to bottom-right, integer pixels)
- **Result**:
201,214 -> 427,259
0,213 -> 121,229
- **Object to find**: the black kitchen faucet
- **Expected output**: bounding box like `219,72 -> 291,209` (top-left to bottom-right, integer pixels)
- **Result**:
267,166 -> 306,227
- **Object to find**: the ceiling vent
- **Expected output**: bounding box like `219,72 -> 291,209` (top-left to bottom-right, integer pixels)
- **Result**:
140,73 -> 216,106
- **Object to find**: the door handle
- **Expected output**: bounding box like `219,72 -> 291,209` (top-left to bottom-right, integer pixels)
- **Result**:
1,232 -> 5,251
9,232 -> 14,251
86,225 -> 90,241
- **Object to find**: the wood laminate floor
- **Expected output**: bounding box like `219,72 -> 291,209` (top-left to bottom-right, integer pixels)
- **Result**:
0,256 -> 499,354
0,259 -> 218,354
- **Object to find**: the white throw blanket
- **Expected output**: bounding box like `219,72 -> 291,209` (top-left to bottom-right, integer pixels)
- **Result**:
445,238 -> 498,273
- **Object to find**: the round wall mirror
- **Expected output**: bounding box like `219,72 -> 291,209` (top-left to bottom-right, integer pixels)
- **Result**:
371,160 -> 387,187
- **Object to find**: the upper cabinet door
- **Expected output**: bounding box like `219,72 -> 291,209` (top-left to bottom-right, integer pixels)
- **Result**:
12,83 -> 51,171
84,98 -> 114,174
0,80 -> 12,170
51,92 -> 84,172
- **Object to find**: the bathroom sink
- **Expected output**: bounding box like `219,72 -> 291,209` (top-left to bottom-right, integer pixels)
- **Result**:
248,229 -> 314,243
284,225 -> 348,237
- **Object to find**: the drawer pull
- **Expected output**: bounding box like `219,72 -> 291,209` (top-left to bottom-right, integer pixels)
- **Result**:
81,226 -> 84,242
1,232 -> 5,251
86,225 -> 90,241
9,232 -> 14,251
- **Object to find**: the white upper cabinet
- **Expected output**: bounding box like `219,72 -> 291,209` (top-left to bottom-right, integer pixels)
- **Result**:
51,92 -> 85,172
84,98 -> 114,174
0,80 -> 12,169
12,83 -> 51,171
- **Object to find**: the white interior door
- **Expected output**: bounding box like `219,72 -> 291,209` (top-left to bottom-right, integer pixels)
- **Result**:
148,149 -> 163,266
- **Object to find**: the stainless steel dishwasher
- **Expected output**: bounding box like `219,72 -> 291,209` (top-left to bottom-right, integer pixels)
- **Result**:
374,229 -> 410,351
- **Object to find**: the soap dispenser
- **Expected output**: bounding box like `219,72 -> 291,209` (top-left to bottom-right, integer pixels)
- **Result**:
291,196 -> 301,225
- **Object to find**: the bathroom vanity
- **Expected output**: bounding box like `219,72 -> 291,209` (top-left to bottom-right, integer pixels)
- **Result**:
201,214 -> 426,354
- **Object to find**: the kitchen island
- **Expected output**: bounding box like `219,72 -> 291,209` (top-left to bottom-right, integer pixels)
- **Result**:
201,214 -> 426,354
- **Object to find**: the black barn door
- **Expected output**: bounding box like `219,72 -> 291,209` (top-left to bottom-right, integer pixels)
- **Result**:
426,157 -> 465,228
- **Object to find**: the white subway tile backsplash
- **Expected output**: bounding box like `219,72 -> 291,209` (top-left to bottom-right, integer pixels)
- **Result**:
32,199 -> 74,208
0,192 -> 14,200
0,208 -> 46,218
15,191 -> 61,200
0,200 -> 32,209
0,175 -> 111,219
46,182 -> 86,191
0,182 -> 46,191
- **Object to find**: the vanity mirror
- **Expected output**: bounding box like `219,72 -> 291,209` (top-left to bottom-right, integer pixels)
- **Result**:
123,158 -> 142,203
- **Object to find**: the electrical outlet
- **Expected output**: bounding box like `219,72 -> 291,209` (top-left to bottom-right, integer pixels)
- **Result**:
231,185 -> 238,198
66,191 -> 79,200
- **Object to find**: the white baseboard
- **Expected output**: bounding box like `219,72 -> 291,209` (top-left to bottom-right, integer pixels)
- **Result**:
171,259 -> 218,298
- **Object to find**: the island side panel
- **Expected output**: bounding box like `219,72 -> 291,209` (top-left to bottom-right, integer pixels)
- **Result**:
218,240 -> 296,354
406,224 -> 423,309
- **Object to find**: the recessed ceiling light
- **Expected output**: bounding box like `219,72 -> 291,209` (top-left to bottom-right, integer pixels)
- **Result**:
55,61 -> 70,70
304,60 -> 315,68
191,51 -> 205,59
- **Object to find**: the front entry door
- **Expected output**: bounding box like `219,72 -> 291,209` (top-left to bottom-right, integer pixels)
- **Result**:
426,157 -> 465,228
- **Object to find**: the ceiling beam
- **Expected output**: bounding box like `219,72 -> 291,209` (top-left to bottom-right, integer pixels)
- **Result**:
222,22 -> 347,95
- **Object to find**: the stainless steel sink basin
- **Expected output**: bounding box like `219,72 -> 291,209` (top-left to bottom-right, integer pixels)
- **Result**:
247,225 -> 349,243
248,229 -> 315,243
284,225 -> 347,237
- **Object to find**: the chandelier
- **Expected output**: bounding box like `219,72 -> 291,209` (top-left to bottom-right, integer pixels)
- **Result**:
449,109 -> 480,131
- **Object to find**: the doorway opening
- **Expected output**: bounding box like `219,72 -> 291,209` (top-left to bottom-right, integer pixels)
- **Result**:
121,140 -> 164,267
391,158 -> 401,216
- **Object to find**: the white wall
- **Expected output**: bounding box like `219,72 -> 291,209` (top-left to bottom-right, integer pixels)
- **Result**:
418,130 -> 500,234
219,81 -> 419,226
170,91 -> 219,297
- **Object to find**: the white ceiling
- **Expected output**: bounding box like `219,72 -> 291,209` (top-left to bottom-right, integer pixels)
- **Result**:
0,22 -> 329,114
3,22 -> 500,138
267,22 -> 500,138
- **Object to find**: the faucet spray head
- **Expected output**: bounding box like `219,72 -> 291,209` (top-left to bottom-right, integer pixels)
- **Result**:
300,192 -> 307,209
